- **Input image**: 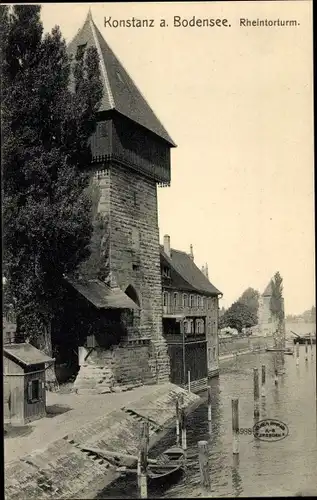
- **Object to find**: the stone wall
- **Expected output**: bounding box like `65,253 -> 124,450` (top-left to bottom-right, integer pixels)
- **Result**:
5,384 -> 200,500
74,163 -> 170,392
258,296 -> 279,337
219,335 -> 270,357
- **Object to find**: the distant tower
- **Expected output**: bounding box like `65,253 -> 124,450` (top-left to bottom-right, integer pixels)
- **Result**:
67,12 -> 176,388
258,280 -> 279,337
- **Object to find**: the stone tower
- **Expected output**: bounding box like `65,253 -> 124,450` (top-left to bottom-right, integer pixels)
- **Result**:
258,280 -> 280,339
67,12 -> 176,390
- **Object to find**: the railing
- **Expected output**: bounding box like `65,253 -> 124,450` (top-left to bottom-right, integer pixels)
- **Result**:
163,304 -> 209,317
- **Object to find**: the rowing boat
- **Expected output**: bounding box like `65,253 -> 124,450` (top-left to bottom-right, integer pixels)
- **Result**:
147,446 -> 186,483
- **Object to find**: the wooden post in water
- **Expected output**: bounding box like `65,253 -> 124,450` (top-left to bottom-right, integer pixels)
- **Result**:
188,370 -> 191,392
261,365 -> 266,397
310,333 -> 313,353
253,368 -> 260,418
198,440 -> 211,489
139,420 -> 149,499
175,397 -> 180,445
137,423 -> 142,488
181,409 -> 187,451
232,398 -> 239,454
296,342 -> 300,366
305,341 -> 308,361
207,386 -> 212,424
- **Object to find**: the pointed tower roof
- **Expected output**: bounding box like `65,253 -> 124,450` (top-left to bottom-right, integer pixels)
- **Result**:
67,12 -> 176,147
262,280 -> 273,297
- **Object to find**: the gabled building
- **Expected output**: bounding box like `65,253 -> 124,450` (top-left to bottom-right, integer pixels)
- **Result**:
160,235 -> 222,392
63,11 -> 176,393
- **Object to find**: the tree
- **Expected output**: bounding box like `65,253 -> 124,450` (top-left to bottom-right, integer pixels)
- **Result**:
1,5 -> 103,389
219,287 -> 259,332
238,287 -> 260,318
269,272 -> 284,323
219,300 -> 257,333
270,272 -> 285,347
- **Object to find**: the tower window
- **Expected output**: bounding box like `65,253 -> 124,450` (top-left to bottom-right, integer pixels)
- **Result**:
76,43 -> 87,59
131,227 -> 140,251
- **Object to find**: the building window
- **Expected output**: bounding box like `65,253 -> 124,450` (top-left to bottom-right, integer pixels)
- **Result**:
27,379 -> 40,403
208,298 -> 212,310
197,296 -> 201,308
213,346 -> 217,360
189,320 -> 194,334
173,292 -> 178,307
201,297 -> 205,309
183,320 -> 188,334
196,319 -> 205,334
190,294 -> 195,308
163,292 -> 169,307
183,294 -> 188,308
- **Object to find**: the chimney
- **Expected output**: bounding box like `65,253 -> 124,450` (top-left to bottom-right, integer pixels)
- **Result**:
164,235 -> 171,258
205,263 -> 209,279
201,265 -> 205,275
189,244 -> 194,261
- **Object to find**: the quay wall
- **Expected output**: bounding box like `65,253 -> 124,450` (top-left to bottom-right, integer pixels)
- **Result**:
5,383 -> 200,500
219,335 -> 271,359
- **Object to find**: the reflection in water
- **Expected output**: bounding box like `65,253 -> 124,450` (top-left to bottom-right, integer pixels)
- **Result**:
261,395 -> 267,418
231,454 -> 243,497
98,350 -> 317,499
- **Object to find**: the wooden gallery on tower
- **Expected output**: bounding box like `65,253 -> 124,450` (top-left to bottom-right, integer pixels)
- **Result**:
60,12 -> 222,394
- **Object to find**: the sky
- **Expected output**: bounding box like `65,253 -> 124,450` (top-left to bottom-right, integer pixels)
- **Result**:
37,1 -> 314,315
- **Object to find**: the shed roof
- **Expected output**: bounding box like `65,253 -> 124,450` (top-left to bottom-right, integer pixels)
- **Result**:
160,246 -> 222,296
66,276 -> 139,310
67,11 -> 176,147
3,344 -> 54,367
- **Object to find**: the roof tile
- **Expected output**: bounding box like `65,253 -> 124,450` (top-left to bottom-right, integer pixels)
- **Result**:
67,13 -> 176,146
160,246 -> 221,296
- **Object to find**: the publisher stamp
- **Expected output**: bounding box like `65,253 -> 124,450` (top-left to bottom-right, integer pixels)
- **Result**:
238,419 -> 289,442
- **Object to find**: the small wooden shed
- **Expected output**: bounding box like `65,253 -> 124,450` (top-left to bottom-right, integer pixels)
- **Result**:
3,343 -> 54,425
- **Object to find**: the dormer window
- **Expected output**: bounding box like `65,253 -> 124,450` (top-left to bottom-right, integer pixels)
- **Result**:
162,266 -> 170,279
76,43 -> 87,59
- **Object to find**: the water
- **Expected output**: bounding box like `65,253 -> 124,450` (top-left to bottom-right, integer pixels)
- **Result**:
98,348 -> 317,498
